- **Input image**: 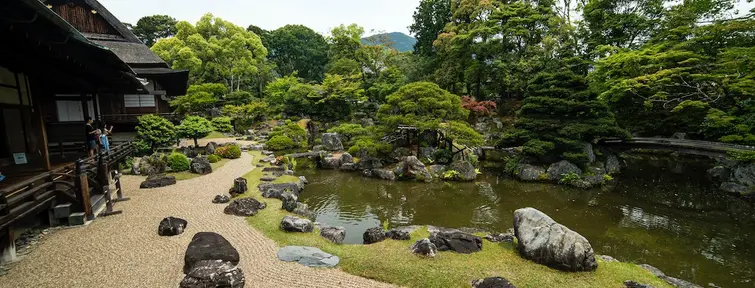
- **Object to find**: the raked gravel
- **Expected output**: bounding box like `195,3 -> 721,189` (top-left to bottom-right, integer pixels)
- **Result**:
0,151 -> 394,288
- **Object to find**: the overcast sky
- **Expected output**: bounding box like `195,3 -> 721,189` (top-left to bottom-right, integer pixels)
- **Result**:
99,0 -> 422,36
99,0 -> 755,37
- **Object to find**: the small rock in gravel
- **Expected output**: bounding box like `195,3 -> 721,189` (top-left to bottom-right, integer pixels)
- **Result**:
183,232 -> 240,274
180,260 -> 245,288
212,195 -> 230,204
158,217 -> 188,236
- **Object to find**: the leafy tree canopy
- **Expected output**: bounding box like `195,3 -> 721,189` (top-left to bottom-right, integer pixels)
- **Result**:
267,25 -> 329,82
130,15 -> 178,46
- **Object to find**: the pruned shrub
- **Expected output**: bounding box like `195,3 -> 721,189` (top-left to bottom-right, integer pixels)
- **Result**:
216,145 -> 242,159
167,152 -> 190,172
136,114 -> 176,152
269,120 -> 307,147
432,149 -> 453,164
211,116 -> 234,133
177,116 -> 214,147
347,137 -> 391,157
266,135 -> 296,151
207,154 -> 222,163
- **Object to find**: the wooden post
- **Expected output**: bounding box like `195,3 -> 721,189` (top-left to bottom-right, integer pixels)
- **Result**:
38,113 -> 51,171
98,185 -> 122,217
97,149 -> 110,187
0,227 -> 15,264
112,170 -> 129,202
75,159 -> 93,221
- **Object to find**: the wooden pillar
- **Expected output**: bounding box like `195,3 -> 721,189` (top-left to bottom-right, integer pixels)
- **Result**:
97,149 -> 110,187
75,159 -> 93,221
0,227 -> 15,264
36,101 -> 51,171
80,93 -> 89,120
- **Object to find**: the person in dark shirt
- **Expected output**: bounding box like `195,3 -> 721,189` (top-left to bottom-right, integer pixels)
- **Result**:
85,117 -> 99,157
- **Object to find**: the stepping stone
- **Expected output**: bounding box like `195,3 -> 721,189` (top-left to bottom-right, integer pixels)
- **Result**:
260,176 -> 277,182
277,246 -> 339,268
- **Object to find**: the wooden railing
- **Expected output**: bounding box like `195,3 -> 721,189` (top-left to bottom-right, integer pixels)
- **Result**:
0,142 -> 134,230
102,113 -> 180,124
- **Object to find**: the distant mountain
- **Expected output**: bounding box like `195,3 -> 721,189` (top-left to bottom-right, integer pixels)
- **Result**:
361,32 -> 417,52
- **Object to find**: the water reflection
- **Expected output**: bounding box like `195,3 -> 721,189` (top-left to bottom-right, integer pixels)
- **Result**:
298,156 -> 755,288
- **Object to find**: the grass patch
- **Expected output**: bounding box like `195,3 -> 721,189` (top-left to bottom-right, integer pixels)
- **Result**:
240,151 -> 670,288
170,159 -> 230,181
202,131 -> 227,139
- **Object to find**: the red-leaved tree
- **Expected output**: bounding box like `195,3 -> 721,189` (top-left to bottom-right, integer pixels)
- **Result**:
461,96 -> 497,117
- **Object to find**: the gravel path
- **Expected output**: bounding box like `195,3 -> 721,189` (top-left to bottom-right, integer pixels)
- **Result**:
0,152 -> 394,288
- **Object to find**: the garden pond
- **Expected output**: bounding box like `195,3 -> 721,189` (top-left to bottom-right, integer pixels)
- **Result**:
297,155 -> 755,288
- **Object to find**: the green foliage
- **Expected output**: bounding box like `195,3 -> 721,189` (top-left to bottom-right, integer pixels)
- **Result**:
347,137 -> 392,157
269,121 -> 308,146
377,82 -> 473,136
136,114 -> 176,151
728,150 -> 755,163
151,13 -> 267,91
559,172 -> 582,185
223,101 -> 268,133
267,25 -> 329,82
603,174 -> 614,181
409,0 -> 452,57
215,145 -> 242,159
167,152 -> 190,172
504,156 -> 522,175
210,117 -> 234,133
129,15 -> 178,47
132,140 -> 152,157
177,116 -> 214,146
505,67 -> 628,164
207,154 -> 222,163
170,83 -> 227,115
442,121 -> 485,147
225,91 -> 254,106
432,149 -> 453,164
441,170 -> 460,180
266,135 -> 296,151
327,123 -> 369,145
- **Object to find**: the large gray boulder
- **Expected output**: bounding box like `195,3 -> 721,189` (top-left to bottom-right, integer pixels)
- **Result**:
205,142 -> 217,155
606,154 -> 621,174
320,226 -> 346,244
582,142 -> 596,164
372,169 -> 396,181
139,154 -> 167,176
258,181 -> 305,198
280,216 -> 314,233
190,156 -> 212,175
546,160 -> 582,181
158,217 -> 187,236
140,174 -> 176,189
321,133 -> 343,151
223,198 -> 267,217
179,260 -> 245,288
732,163 -> 755,187
356,157 -> 383,170
321,156 -> 342,169
449,160 -> 477,181
183,232 -> 239,274
277,246 -> 340,268
514,208 -> 597,271
395,156 -> 432,181
516,164 -> 546,181
340,152 -> 354,164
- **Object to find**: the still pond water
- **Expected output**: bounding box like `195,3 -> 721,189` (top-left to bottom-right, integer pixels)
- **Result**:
297,156 -> 755,288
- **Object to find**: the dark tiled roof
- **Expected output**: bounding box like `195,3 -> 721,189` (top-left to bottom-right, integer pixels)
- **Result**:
92,40 -> 167,65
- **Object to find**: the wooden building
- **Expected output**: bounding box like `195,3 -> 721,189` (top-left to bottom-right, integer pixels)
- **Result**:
1,0 -> 146,264
43,0 -> 188,131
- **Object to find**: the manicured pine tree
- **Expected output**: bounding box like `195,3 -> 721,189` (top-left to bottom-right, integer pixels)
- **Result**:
503,58 -> 629,165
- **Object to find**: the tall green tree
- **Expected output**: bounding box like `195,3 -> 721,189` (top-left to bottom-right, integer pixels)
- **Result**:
409,0 -> 452,57
266,25 -> 330,82
151,13 -> 267,91
130,15 -> 178,47
580,0 -> 665,55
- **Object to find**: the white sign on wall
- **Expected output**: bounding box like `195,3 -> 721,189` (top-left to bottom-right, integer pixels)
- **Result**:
13,153 -> 27,164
